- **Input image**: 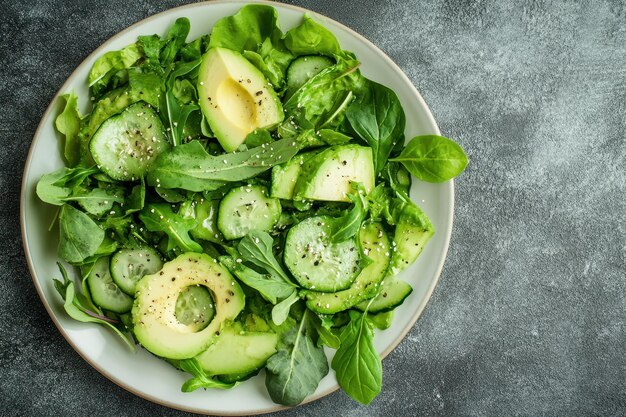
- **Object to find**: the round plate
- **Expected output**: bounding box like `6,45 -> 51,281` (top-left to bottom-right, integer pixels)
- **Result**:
20,1 -> 453,415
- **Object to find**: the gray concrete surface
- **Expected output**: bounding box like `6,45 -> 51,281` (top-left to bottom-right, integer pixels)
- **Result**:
2,0 -> 625,416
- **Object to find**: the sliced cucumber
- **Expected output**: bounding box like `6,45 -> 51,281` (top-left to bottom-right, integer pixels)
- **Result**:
303,222 -> 390,314
195,322 -> 278,376
86,257 -> 133,313
175,285 -> 216,332
355,277 -> 413,314
90,102 -> 170,181
390,201 -> 435,274
294,145 -> 375,202
283,215 -> 360,292
185,198 -> 223,243
286,55 -> 334,99
110,247 -> 163,295
217,185 -> 281,240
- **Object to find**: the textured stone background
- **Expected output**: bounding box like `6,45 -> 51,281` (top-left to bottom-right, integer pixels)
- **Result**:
1,0 -> 625,416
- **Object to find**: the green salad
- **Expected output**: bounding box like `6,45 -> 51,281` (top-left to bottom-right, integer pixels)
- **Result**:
37,4 -> 468,406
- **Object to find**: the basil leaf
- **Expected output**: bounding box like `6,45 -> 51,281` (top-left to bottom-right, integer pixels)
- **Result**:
139,203 -> 202,253
178,358 -> 238,392
390,135 -> 468,183
331,309 -> 382,405
271,290 -> 299,325
284,14 -> 342,57
147,139 -> 298,192
58,205 -> 105,263
329,185 -> 367,243
220,256 -> 294,304
237,231 -> 294,285
265,309 -> 329,405
346,79 -> 405,173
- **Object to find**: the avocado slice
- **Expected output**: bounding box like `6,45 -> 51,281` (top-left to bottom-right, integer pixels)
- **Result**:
132,253 -> 245,360
293,145 -> 375,202
194,322 -> 278,376
198,47 -> 284,152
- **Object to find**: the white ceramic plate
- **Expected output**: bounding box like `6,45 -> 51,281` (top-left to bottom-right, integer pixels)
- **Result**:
20,1 -> 453,414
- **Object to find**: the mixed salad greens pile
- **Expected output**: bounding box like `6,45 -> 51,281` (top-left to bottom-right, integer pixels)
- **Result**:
37,5 -> 467,406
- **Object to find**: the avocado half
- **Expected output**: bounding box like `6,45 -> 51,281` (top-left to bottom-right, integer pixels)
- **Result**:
132,252 -> 244,360
198,47 -> 284,152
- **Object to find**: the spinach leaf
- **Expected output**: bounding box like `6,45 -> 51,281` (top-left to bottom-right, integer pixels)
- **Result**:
390,135 -> 469,182
139,203 -> 202,253
265,308 -> 329,405
178,358 -> 238,392
284,14 -> 342,57
237,231 -> 294,286
311,313 -> 340,349
53,262 -> 135,350
220,256 -> 294,304
58,204 -> 105,263
346,79 -> 405,173
88,43 -> 142,98
209,4 -> 293,88
160,17 -> 191,66
271,290 -> 299,326
36,168 -> 73,205
55,93 -> 83,167
331,309 -> 382,405
146,139 -> 298,191
329,185 -> 367,243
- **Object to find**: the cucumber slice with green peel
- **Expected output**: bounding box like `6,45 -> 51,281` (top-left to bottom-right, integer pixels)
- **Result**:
283,215 -> 360,292
293,145 -> 375,202
217,185 -> 281,240
303,221 -> 391,314
86,256 -> 133,313
195,322 -> 278,376
390,201 -> 435,275
285,55 -> 334,99
89,102 -> 170,181
110,247 -> 163,295
355,277 -> 413,314
175,285 -> 216,332
190,199 -> 223,243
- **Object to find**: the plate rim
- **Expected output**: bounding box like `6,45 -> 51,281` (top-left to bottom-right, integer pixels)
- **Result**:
19,0 -> 454,415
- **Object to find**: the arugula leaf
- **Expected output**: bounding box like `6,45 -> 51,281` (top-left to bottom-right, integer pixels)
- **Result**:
55,93 -> 83,167
139,203 -> 202,253
390,135 -> 469,183
346,79 -> 406,173
284,14 -> 342,57
331,309 -> 382,405
178,358 -> 238,392
220,256 -> 294,304
329,185 -> 368,243
164,60 -> 201,146
58,205 -> 105,263
146,139 -> 298,192
380,161 -> 411,201
53,262 -> 135,350
237,231 -> 294,285
271,290 -> 299,326
179,35 -> 209,62
209,4 -> 293,88
65,187 -> 124,217
265,308 -> 329,405
367,185 -> 394,224
127,67 -> 163,109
